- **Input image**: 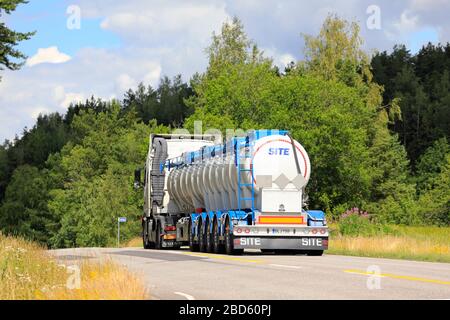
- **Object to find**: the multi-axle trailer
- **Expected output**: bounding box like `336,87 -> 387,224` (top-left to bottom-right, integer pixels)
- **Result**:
136,130 -> 328,255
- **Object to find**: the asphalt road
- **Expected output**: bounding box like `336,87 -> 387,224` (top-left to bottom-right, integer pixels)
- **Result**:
50,247 -> 450,300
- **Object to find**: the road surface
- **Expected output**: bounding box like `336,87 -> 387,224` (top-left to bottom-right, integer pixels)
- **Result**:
50,247 -> 450,300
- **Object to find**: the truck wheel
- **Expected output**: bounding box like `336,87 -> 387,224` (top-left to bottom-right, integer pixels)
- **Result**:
189,222 -> 199,252
205,220 -> 213,253
225,222 -> 243,255
143,223 -> 155,249
143,233 -> 151,249
155,223 -> 162,250
212,221 -> 222,254
307,250 -> 324,256
199,221 -> 207,252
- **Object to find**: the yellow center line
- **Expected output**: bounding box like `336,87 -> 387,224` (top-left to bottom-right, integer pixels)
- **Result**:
344,269 -> 450,286
181,252 -> 266,264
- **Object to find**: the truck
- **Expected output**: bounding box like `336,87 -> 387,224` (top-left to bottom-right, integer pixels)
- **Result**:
135,129 -> 328,255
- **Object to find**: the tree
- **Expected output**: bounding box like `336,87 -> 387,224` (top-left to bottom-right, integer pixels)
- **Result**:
48,103 -> 169,247
122,76 -> 193,126
371,43 -> 450,164
415,138 -> 449,195
300,14 -> 372,88
206,16 -> 265,78
417,154 -> 450,225
0,165 -> 55,244
0,146 -> 8,199
0,0 -> 35,74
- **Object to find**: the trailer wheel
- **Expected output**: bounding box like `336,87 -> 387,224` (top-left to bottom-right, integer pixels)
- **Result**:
199,221 -> 207,252
212,220 -> 222,254
306,250 -> 324,256
224,220 -> 243,255
205,220 -> 213,253
189,221 -> 199,252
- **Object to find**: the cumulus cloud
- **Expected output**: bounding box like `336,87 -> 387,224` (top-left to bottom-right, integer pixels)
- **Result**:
26,47 -> 71,67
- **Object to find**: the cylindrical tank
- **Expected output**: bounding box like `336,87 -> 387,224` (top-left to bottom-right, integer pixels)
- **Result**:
166,133 -> 311,213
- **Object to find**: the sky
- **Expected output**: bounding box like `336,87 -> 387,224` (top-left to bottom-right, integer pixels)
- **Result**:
0,0 -> 449,142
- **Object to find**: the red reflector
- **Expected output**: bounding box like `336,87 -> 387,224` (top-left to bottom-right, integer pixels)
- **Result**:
164,226 -> 176,231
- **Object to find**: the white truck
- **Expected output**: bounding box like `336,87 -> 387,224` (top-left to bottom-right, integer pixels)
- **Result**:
136,130 -> 328,255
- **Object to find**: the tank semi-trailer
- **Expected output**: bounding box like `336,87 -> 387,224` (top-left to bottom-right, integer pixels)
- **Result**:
136,130 -> 328,255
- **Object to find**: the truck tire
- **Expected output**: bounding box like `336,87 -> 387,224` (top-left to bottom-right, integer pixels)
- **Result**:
199,221 -> 207,252
212,220 -> 223,254
224,221 -> 243,255
189,222 -> 199,252
307,250 -> 324,256
205,220 -> 213,253
143,233 -> 152,249
155,223 -> 162,250
143,222 -> 155,249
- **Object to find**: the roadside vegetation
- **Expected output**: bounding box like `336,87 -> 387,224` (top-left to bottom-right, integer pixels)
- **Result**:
328,212 -> 450,263
0,233 -> 148,300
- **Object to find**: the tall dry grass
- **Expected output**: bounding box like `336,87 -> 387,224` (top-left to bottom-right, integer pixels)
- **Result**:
123,237 -> 143,248
0,234 -> 148,300
328,225 -> 450,263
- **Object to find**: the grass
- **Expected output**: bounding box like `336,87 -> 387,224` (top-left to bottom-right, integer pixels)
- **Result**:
328,225 -> 450,263
0,234 -> 149,300
123,237 -> 142,248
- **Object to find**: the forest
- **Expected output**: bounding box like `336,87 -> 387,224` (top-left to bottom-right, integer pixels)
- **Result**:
0,3 -> 449,247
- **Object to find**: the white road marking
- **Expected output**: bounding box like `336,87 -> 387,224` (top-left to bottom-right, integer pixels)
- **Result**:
269,264 -> 302,269
174,291 -> 196,300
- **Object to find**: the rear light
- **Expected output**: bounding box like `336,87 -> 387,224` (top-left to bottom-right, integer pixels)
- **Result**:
320,229 -> 326,234
312,229 -> 318,234
164,225 -> 176,231
244,228 -> 250,234
236,228 -> 242,234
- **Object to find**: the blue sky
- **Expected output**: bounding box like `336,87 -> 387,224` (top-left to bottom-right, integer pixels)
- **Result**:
8,0 -> 121,57
1,0 -> 449,142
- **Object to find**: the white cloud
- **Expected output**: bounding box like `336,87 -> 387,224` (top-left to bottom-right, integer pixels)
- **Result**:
393,11 -> 419,34
115,74 -> 137,94
262,47 -> 297,70
30,107 -> 51,120
26,47 -> 71,67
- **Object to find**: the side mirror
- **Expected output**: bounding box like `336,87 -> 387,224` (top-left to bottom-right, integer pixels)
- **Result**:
134,169 -> 142,189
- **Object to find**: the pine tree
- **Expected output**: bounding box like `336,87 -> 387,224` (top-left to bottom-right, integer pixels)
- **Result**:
0,0 -> 35,75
